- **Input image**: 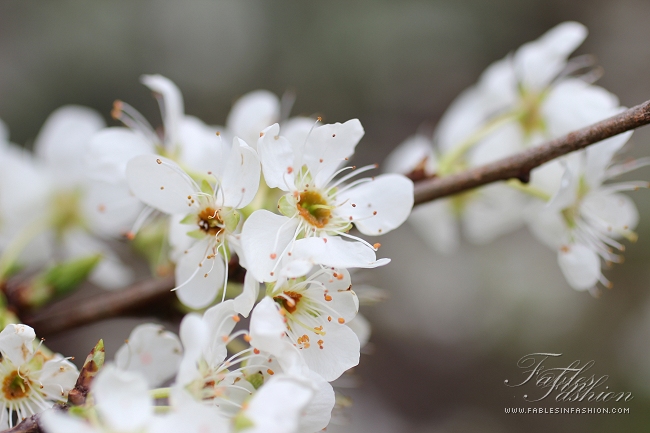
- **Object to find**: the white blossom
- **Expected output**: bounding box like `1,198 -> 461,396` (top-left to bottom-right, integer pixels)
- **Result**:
0,324 -> 77,429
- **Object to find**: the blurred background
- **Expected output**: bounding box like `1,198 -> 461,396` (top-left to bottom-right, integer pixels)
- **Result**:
2,0 -> 650,431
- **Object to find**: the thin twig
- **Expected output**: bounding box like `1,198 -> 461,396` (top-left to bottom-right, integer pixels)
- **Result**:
414,100 -> 650,205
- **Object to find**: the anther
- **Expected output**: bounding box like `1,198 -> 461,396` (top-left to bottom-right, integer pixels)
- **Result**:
216,131 -> 221,136
267,369 -> 275,375
160,186 -> 164,190
232,315 -> 240,322
373,243 -> 381,249
287,166 -> 293,174
328,316 -> 332,322
156,159 -> 162,164
244,334 -> 252,342
222,336 -> 229,342
126,232 -> 135,240
373,211 -> 378,215
324,295 -> 332,301
111,100 -> 123,119
259,132 -> 264,137
253,348 -> 260,355
338,318 -> 345,324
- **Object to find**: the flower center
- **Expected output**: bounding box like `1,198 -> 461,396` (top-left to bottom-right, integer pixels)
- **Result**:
274,291 -> 302,314
2,370 -> 30,400
297,191 -> 331,228
197,207 -> 224,237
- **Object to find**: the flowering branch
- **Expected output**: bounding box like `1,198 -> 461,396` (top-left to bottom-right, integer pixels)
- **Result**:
413,100 -> 650,205
20,101 -> 650,336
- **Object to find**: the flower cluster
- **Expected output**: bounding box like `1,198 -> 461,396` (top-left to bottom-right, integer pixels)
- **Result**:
0,75 -> 414,432
386,21 -> 648,294
0,19 -> 647,432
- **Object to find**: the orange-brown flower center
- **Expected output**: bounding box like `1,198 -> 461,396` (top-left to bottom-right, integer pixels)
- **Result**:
274,291 -> 303,314
2,370 -> 30,400
297,191 -> 331,228
197,207 -> 224,237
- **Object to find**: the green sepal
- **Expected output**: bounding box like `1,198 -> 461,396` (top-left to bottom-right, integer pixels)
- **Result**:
223,209 -> 241,233
186,229 -> 206,240
233,413 -> 255,431
179,213 -> 197,225
278,194 -> 295,218
247,371 -> 264,390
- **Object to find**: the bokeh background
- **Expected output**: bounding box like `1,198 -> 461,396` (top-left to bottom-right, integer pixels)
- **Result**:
2,1 -> 650,431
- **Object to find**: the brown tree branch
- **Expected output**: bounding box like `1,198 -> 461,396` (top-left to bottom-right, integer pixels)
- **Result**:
413,100 -> 650,205
23,276 -> 175,336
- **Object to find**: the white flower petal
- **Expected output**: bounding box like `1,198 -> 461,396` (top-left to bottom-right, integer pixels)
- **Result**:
243,375 -> 314,433
33,105 -> 105,186
177,116 -> 226,175
86,127 -> 153,183
582,191 -> 639,234
383,134 -> 437,176
81,180 -> 143,238
0,324 -> 35,366
233,272 -> 260,318
304,119 -> 365,188
141,74 -> 184,146
543,79 -> 622,138
202,299 -> 239,366
241,210 -> 299,282
336,173 -> 414,236
177,314 -> 208,386
290,236 -> 389,270
174,239 -> 224,309
126,154 -> 198,215
258,123 -> 295,190
347,314 -> 372,348
39,356 -> 79,401
299,371 -> 335,433
436,86 -> 491,153
226,90 -> 280,150
558,243 -> 600,291
220,137 -> 261,208
41,411 -> 99,433
150,389 -> 229,433
114,324 -> 183,388
515,21 -> 587,91
93,365 -> 153,432
299,322 -> 360,381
